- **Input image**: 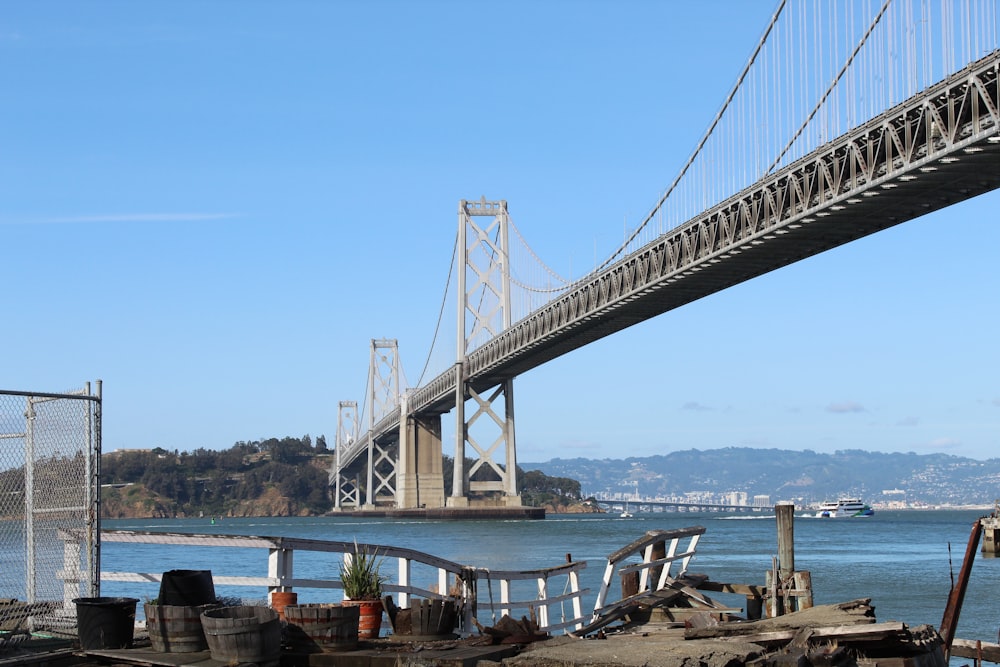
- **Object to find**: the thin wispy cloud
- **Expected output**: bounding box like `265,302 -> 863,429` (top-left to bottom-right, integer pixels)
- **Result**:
992,398 -> 1000,408
897,416 -> 919,427
827,401 -> 865,414
3,213 -> 240,225
681,401 -> 712,412
561,439 -> 602,451
927,437 -> 961,450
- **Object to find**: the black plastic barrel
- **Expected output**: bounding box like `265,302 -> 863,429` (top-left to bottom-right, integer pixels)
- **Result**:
158,569 -> 216,606
73,597 -> 139,650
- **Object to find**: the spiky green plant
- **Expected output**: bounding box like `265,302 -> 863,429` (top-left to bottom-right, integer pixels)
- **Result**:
340,541 -> 389,600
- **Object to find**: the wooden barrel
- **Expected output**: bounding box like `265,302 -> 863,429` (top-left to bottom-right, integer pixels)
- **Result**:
387,599 -> 457,639
201,606 -> 281,667
144,603 -> 214,653
343,600 -> 383,639
410,599 -> 457,637
284,604 -> 359,653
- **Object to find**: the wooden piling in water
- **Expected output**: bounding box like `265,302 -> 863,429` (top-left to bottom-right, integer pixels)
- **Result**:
981,501 -> 999,555
775,502 -> 795,579
766,502 -> 813,617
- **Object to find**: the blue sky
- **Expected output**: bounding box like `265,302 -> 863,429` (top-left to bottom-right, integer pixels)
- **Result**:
2,1 -> 998,463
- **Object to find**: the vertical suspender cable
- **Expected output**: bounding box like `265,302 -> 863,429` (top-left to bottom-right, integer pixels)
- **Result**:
766,0 -> 893,175
594,0 -> 788,273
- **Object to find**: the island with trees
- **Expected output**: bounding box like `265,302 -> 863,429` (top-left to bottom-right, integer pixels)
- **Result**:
99,435 -> 593,518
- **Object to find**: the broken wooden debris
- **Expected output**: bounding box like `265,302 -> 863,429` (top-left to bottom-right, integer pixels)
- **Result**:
685,598 -> 877,641
571,587 -> 686,637
572,574 -> 741,638
684,600 -> 946,667
383,596 -> 458,638
473,611 -> 548,645
691,621 -> 908,646
747,624 -> 946,667
951,638 -> 1000,664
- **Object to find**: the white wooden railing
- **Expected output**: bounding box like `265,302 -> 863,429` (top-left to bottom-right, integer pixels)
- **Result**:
591,526 -> 705,621
62,527 -> 705,634
91,530 -> 590,633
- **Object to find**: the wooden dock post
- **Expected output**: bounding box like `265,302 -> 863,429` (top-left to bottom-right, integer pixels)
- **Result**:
621,570 -> 640,598
981,501 -> 999,555
776,502 -> 795,580
649,539 -> 666,589
766,502 -> 812,616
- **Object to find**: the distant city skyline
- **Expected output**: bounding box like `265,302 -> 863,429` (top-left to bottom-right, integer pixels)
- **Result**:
3,2 -> 997,462
527,446 -> 999,507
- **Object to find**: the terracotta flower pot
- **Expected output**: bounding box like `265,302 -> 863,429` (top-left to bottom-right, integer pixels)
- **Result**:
268,590 -> 298,622
341,599 -> 383,639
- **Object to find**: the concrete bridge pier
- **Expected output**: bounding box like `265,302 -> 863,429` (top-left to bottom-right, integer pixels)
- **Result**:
396,401 -> 445,509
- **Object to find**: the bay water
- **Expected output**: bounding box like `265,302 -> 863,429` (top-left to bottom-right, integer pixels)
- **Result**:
100,509 -> 998,649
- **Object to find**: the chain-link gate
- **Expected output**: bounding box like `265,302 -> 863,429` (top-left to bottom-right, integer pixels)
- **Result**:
0,382 -> 101,640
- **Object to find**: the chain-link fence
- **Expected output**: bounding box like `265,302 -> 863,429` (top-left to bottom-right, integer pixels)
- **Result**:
0,383 -> 101,638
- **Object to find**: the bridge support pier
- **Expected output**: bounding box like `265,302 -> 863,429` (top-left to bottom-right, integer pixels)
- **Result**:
396,408 -> 445,509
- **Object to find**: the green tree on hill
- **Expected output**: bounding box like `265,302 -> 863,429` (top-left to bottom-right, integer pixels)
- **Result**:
101,435 -> 333,517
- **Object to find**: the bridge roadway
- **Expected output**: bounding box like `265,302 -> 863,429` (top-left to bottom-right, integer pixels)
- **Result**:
341,51 -> 1000,469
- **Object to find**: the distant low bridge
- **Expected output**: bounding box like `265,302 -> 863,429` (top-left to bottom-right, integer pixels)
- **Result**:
597,499 -> 775,514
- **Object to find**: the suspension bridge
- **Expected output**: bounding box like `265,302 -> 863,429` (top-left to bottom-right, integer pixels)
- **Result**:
330,0 -> 1000,513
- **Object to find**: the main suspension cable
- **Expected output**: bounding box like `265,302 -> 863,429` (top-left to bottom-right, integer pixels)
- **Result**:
416,230 -> 459,387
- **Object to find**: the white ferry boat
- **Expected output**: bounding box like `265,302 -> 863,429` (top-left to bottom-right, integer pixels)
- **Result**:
815,498 -> 874,518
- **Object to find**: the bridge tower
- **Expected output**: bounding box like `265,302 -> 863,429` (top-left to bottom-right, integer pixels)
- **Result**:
449,198 -> 521,508
365,338 -> 401,509
332,400 -> 360,510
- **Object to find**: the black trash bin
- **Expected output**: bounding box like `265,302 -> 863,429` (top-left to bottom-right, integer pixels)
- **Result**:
158,569 -> 216,606
73,597 -> 139,650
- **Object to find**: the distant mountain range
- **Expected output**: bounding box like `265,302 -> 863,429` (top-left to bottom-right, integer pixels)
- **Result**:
521,447 -> 1000,506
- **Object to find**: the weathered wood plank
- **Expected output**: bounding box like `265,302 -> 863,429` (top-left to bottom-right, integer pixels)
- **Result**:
951,638 -> 1000,663
697,621 -> 907,644
698,581 -> 767,597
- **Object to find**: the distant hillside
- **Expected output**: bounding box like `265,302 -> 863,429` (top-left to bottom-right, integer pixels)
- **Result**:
101,436 -> 335,518
522,447 -> 1000,505
98,435 -> 587,518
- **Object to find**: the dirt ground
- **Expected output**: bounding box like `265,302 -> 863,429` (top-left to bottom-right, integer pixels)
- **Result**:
487,626 -> 767,667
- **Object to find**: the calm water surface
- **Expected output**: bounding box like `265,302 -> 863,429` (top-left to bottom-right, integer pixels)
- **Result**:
100,509 -> 998,649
